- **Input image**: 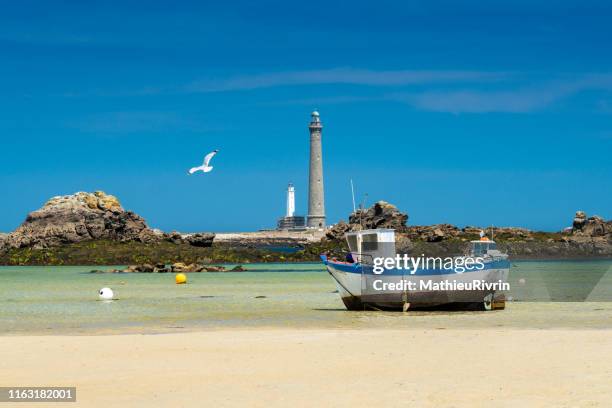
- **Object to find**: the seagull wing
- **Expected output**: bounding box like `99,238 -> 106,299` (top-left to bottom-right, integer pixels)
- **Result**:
202,150 -> 218,167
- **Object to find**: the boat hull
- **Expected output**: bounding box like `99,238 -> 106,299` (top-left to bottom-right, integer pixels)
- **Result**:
324,258 -> 510,310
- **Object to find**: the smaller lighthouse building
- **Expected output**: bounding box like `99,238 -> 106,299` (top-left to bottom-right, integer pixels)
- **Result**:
277,183 -> 306,230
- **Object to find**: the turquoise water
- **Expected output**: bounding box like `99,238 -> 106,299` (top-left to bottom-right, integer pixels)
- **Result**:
1,261 -> 611,334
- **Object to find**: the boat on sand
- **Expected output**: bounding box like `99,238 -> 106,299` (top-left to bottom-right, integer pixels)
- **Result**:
322,229 -> 509,311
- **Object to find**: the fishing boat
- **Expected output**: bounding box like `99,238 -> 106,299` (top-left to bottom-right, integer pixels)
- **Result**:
321,229 -> 510,311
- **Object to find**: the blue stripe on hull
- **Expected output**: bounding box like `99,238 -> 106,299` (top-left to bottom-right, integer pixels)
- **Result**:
325,259 -> 510,276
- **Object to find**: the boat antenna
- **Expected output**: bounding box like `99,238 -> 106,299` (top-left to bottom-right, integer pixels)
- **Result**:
350,179 -> 356,214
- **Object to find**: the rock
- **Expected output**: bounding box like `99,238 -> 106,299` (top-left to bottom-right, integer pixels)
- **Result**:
114,263 -> 173,273
230,265 -> 247,272
153,262 -> 169,272
185,233 -> 215,248
138,229 -> 164,244
187,264 -> 201,272
405,224 -> 461,242
4,191 -> 157,249
120,262 -> 230,273
427,228 -> 445,242
324,201 -> 408,241
171,262 -> 189,272
573,210 -> 587,231
0,233 -> 7,252
137,264 -> 155,273
570,211 -> 611,238
579,216 -> 610,238
203,266 -> 226,272
171,262 -> 204,272
567,212 -> 611,251
162,230 -> 216,246
164,231 -> 184,244
325,221 -> 351,241
348,201 -> 408,231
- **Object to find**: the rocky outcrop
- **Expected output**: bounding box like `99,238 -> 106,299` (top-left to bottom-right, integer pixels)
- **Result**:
571,211 -> 611,239
405,224 -> 461,242
325,201 -> 408,241
91,262 -> 246,273
0,233 -> 7,252
572,210 -> 587,230
319,204 -> 611,259
159,231 -> 214,247
561,211 -> 612,257
325,220 -> 352,241
163,231 -> 184,244
184,233 -> 215,247
4,192 -> 153,249
348,201 -> 408,231
3,191 -> 215,250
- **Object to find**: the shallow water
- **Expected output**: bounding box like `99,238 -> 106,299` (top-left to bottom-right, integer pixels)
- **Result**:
1,261 -> 611,334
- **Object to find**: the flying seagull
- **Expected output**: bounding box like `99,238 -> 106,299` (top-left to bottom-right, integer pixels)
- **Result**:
188,150 -> 219,175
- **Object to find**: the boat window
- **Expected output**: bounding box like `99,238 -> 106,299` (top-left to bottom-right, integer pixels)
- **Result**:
346,235 -> 358,253
472,242 -> 496,255
362,233 -> 379,251
472,243 -> 486,256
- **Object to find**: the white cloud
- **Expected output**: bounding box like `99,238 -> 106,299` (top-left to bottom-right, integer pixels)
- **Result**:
398,74 -> 612,113
184,68 -> 509,93
407,88 -> 567,113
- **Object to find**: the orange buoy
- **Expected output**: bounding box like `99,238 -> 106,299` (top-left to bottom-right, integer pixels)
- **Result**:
175,273 -> 187,284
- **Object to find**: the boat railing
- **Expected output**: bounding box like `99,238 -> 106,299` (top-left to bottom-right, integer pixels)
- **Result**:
350,252 -> 375,265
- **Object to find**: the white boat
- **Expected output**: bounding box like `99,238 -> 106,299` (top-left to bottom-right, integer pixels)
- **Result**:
322,229 -> 510,311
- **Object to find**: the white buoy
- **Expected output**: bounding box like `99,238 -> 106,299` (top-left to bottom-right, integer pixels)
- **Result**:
99,287 -> 114,300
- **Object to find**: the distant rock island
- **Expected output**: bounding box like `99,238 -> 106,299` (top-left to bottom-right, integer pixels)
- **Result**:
0,191 -> 214,251
0,192 -> 610,265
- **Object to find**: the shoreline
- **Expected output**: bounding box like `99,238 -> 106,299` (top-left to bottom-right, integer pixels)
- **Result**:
3,322 -> 612,337
1,256 -> 611,267
4,328 -> 612,407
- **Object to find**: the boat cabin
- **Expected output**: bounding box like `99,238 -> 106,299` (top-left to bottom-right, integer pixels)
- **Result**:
470,238 -> 498,257
345,229 -> 396,264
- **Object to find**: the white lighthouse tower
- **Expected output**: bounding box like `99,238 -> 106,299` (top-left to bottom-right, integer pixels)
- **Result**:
277,183 -> 306,230
286,183 -> 295,217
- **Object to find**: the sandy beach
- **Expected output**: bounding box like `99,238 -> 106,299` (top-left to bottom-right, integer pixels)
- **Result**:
2,328 -> 611,408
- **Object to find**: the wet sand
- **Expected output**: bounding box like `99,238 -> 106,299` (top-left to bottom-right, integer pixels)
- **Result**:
3,328 -> 611,407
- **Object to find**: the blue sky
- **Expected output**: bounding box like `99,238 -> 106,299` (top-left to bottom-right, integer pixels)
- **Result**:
1,0 -> 611,232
